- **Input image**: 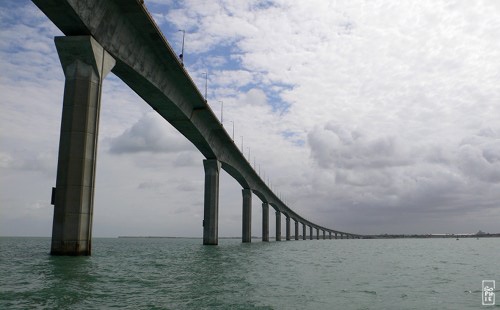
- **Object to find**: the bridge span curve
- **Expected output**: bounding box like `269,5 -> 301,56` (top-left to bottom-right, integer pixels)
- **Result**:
33,0 -> 360,255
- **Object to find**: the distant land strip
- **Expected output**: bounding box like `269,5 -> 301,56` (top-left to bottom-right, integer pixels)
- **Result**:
363,233 -> 500,239
118,233 -> 500,239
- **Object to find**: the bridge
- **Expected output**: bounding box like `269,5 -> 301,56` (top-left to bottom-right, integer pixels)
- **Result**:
33,0 -> 361,255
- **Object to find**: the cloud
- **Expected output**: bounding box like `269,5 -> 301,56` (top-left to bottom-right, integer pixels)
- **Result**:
108,113 -> 193,154
3,0 -> 500,237
457,128 -> 500,183
308,121 -> 410,170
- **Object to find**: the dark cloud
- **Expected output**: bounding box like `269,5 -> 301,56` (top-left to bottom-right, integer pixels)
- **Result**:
137,180 -> 163,190
303,121 -> 500,234
308,121 -> 411,170
108,113 -> 193,154
457,128 -> 500,183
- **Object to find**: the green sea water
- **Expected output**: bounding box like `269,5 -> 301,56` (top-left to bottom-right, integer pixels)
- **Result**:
1,237 -> 498,309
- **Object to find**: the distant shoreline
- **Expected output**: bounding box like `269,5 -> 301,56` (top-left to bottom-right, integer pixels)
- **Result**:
117,234 -> 500,239
362,233 -> 500,239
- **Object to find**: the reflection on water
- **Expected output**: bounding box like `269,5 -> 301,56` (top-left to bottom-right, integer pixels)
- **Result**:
43,256 -> 95,308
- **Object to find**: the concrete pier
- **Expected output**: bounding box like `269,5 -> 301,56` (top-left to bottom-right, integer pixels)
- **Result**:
203,159 -> 221,245
309,226 -> 313,240
276,211 -> 281,241
294,220 -> 299,240
316,228 -> 320,240
242,188 -> 252,243
335,232 -> 338,239
285,216 -> 291,240
329,231 -> 332,240
262,202 -> 269,242
323,230 -> 326,240
302,223 -> 306,240
51,36 -> 115,256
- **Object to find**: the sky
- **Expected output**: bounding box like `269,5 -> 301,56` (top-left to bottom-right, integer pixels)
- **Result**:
1,0 -> 499,237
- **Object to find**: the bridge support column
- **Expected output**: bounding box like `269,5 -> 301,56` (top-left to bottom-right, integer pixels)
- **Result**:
242,188 -> 252,243
335,232 -> 338,239
329,231 -> 332,240
316,228 -> 320,240
262,202 -> 269,242
203,159 -> 221,245
51,36 -> 115,256
275,211 -> 281,241
322,230 -> 326,240
285,216 -> 291,240
294,220 -> 299,240
302,223 -> 306,240
309,226 -> 313,240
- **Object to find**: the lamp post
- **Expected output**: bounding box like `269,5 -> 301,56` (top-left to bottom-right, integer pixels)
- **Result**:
178,29 -> 185,65
202,72 -> 208,101
219,101 -> 223,124
229,120 -> 234,140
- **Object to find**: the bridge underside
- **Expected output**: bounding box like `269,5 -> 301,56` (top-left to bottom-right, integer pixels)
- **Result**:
33,0 -> 360,255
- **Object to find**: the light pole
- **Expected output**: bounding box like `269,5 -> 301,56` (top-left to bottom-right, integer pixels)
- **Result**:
202,72 -> 208,101
219,101 -> 223,124
230,120 -> 234,140
178,29 -> 185,65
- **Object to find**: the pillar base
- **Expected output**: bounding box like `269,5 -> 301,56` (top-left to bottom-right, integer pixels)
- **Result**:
50,240 -> 91,256
203,159 -> 221,245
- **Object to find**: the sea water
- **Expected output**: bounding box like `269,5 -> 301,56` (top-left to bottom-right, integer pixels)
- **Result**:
1,237 -> 498,309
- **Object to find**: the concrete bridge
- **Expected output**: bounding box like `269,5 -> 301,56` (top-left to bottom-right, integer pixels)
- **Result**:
33,0 -> 361,255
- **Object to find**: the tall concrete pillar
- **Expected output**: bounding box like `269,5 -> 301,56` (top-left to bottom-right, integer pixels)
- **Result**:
329,231 -> 332,240
302,223 -> 306,240
262,202 -> 269,242
316,228 -> 320,240
285,216 -> 291,241
51,36 -> 115,256
335,232 -> 338,239
203,159 -> 221,245
275,210 -> 281,241
309,226 -> 313,240
294,220 -> 299,240
242,188 -> 252,243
